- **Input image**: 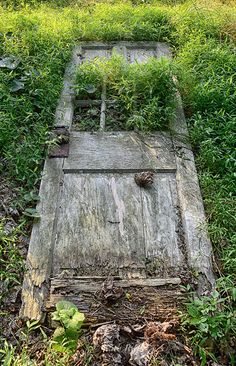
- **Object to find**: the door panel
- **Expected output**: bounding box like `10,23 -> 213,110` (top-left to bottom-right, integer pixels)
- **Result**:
20,42 -> 214,322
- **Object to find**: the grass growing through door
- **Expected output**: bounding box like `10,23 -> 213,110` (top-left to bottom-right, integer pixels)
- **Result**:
0,0 -> 236,365
75,55 -> 176,131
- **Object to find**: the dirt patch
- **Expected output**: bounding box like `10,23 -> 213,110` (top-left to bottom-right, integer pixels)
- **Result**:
73,105 -> 101,131
73,100 -> 127,131
105,103 -> 126,131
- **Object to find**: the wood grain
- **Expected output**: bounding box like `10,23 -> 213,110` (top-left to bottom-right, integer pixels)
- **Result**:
55,46 -> 82,128
46,277 -> 184,322
64,131 -> 176,172
142,173 -> 184,271
20,159 -> 64,320
52,173 -> 146,277
171,96 -> 215,293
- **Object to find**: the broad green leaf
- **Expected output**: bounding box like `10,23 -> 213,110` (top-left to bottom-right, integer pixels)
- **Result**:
66,312 -> 85,331
199,322 -> 209,333
24,192 -> 40,203
0,56 -> 20,70
53,326 -> 65,339
56,300 -> 78,312
10,80 -> 25,92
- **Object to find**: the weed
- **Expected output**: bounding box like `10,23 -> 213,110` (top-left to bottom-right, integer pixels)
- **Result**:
0,219 -> 24,303
51,300 -> 85,353
181,278 -> 236,365
175,37 -> 236,115
75,55 -> 176,130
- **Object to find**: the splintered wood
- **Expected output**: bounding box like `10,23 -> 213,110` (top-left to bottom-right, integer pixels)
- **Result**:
20,42 -> 214,322
46,277 -> 184,323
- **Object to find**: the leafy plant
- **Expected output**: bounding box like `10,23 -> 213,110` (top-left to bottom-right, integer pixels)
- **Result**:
75,55 -> 176,131
0,219 -> 24,303
181,278 -> 236,365
51,300 -> 85,352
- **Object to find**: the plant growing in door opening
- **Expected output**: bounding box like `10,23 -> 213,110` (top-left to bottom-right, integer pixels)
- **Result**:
75,55 -> 176,131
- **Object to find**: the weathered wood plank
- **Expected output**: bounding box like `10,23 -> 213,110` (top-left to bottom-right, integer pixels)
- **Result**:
55,46 -> 82,128
20,159 -> 64,320
142,173 -> 185,277
83,48 -> 112,61
50,277 -> 182,290
171,95 -> 215,293
21,42 -> 215,322
155,43 -> 172,59
64,131 -> 176,172
52,173 -> 145,277
46,278 -> 184,322
79,41 -> 168,50
100,82 -> 106,130
74,100 -> 102,107
128,48 -> 156,63
151,43 -> 214,291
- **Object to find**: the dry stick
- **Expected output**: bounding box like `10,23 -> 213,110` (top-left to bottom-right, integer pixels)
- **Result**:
100,80 -> 106,131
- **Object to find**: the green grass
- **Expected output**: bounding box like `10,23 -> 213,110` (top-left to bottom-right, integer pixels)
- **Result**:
0,220 -> 24,303
75,55 -> 176,130
0,0 -> 236,364
174,35 -> 236,286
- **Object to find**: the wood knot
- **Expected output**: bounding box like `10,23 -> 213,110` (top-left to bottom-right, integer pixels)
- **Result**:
134,171 -> 154,188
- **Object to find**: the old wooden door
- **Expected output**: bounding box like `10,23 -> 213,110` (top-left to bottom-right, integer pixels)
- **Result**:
21,42 -> 214,321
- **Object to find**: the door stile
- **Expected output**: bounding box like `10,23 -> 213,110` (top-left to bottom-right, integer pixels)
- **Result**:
20,159 -> 64,321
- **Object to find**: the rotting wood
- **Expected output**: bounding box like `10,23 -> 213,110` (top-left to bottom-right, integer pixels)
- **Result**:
75,100 -> 102,107
100,82 -> 106,130
75,100 -> 119,107
46,280 -> 184,322
20,159 -> 64,321
63,131 -> 176,172
55,46 -> 82,128
52,173 -> 145,277
50,277 -> 182,290
170,96 -> 215,293
20,41 -> 214,321
51,171 -> 185,279
141,173 -> 184,268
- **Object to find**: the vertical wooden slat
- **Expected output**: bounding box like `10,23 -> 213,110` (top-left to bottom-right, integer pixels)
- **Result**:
55,46 -> 82,128
142,173 -> 184,272
171,97 -> 215,293
20,159 -> 64,320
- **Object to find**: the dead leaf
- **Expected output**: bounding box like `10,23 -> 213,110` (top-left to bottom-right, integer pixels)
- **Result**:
98,276 -> 123,303
129,341 -> 151,366
93,324 -> 122,366
144,321 -> 176,343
